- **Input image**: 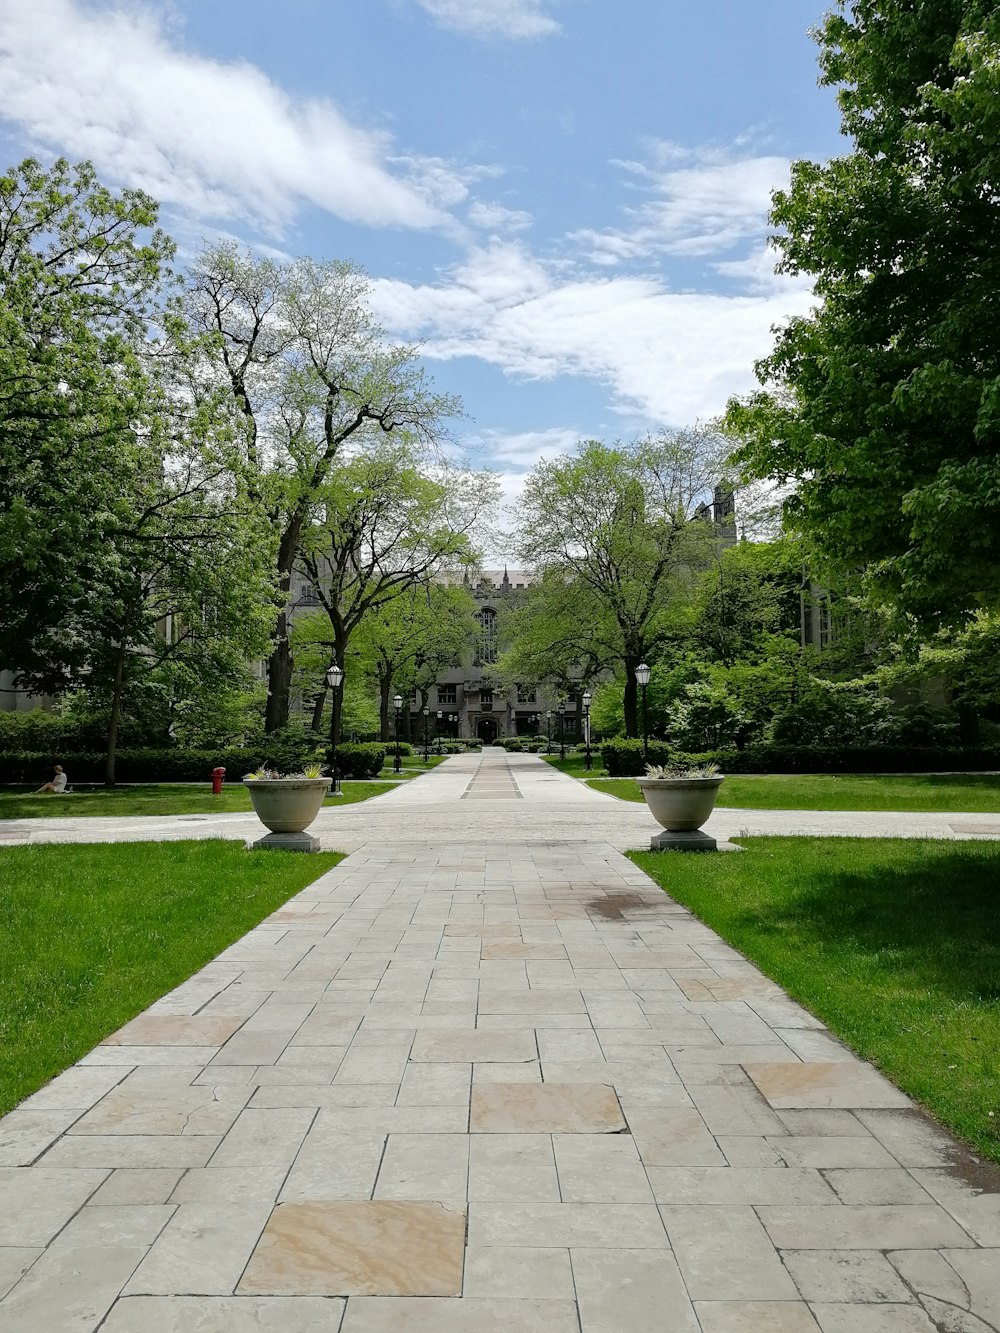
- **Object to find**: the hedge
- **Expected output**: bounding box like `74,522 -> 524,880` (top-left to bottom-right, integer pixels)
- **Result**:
0,748 -> 268,784
598,739 -> 1000,778
334,743 -> 386,780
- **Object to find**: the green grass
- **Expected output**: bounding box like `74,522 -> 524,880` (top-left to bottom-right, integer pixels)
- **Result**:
632,837 -> 1000,1163
0,840 -> 342,1114
0,780 -> 399,819
587,772 -> 1000,813
542,752 -> 607,777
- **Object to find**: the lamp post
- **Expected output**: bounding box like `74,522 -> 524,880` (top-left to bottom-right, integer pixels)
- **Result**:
393,693 -> 403,774
436,710 -> 443,754
558,701 -> 566,761
325,662 -> 344,795
422,705 -> 430,762
546,709 -> 552,755
582,690 -> 592,772
635,662 -> 651,765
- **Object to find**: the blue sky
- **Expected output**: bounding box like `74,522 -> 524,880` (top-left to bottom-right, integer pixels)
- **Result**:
0,0 -> 844,505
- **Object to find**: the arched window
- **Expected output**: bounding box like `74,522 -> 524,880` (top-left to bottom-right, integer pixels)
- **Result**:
478,607 -> 498,664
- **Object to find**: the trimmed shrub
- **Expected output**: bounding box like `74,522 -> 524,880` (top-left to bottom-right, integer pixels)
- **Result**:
680,745 -> 1000,774
335,743 -> 386,780
0,748 -> 265,784
600,738 -> 674,776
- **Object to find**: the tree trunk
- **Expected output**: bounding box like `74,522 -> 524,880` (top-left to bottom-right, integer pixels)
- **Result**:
310,687 -> 327,733
958,702 -> 980,746
379,670 -> 391,742
623,657 -> 639,738
105,645 -> 126,788
265,522 -> 303,733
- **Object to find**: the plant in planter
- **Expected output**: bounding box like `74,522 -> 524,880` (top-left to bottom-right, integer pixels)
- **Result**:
637,762 -> 727,851
243,763 -> 331,852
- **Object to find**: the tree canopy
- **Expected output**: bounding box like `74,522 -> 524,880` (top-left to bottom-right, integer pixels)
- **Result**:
727,1 -> 1000,622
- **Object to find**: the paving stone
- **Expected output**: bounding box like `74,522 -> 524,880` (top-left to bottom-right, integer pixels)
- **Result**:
0,1167 -> 109,1245
570,1247 -> 699,1332
124,1202 -> 273,1295
935,1249 -> 1000,1328
173,1166 -> 287,1204
552,1135 -> 654,1203
660,1205 -> 798,1301
410,1031 -> 537,1063
20,1066 -> 129,1111
41,1134 -> 221,1169
103,1015 -> 244,1047
70,1083 -> 252,1137
782,1249 -> 912,1302
853,1110 -> 958,1167
745,1062 -> 911,1110
910,1169 -> 1000,1245
340,1296 -> 580,1333
809,1304 -> 938,1332
0,1248 -> 41,1299
0,1238 -> 151,1331
374,1134 -> 469,1203
0,1108 -> 83,1165
694,1303 -> 821,1332
239,1201 -> 466,1296
469,1201 -> 669,1249
103,1295 -> 346,1330
646,1166 -> 836,1206
209,1108 -> 315,1169
468,1134 -> 560,1202
825,1168 -> 934,1205
395,1062 -> 471,1106
624,1107 -> 726,1166
758,1204 -> 976,1250
463,1245 -> 575,1299
471,1082 -> 625,1133
91,1169 -> 184,1206
770,1136 -> 899,1169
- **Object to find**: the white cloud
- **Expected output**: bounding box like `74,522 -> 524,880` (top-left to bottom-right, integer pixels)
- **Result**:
469,426 -> 581,468
414,0 -> 560,39
570,143 -> 791,265
468,200 -> 534,232
0,0 -> 462,231
372,240 -> 815,425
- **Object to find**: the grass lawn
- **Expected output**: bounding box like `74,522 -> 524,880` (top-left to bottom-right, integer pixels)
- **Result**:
543,753 -> 607,778
0,780 -> 399,820
632,837 -> 1000,1164
587,772 -> 1000,813
0,840 -> 342,1115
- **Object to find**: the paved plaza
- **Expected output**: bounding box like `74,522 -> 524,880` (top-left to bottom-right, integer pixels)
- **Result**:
1,750 -> 999,1330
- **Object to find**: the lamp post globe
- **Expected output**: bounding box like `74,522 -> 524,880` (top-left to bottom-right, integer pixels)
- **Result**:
393,693 -> 403,775
635,663 -> 651,764
325,662 -> 344,795
582,689 -> 593,773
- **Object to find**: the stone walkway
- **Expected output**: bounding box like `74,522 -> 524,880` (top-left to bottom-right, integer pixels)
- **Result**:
2,750 -> 999,1331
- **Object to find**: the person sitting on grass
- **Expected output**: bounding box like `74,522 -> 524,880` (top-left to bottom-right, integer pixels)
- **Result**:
36,764 -> 68,794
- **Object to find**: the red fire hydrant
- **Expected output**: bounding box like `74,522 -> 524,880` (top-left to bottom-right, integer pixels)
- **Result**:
212,766 -> 226,796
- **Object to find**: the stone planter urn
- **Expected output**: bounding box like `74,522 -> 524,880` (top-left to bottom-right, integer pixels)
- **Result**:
244,777 -> 331,852
637,774 -> 725,852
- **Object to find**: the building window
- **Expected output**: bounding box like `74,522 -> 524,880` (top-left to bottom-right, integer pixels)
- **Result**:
516,683 -> 535,703
437,684 -> 457,704
481,688 -> 493,711
300,583 -> 321,606
478,607 -> 498,664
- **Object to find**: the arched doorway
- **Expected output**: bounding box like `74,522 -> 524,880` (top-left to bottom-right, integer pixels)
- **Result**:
477,716 -> 498,745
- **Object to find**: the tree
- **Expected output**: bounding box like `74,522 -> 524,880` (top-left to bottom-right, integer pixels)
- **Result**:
727,1 -> 1000,622
515,432 -> 731,735
298,442 -> 495,746
495,571 -> 611,711
185,245 -> 462,732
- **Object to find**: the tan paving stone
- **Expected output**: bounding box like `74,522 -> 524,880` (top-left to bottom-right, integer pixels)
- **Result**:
340,1296 -> 580,1333
745,1062 -> 911,1110
101,1295 -> 346,1330
103,1015 -> 244,1047
471,1082 -> 625,1133
463,1245 -> 575,1299
239,1201 -> 465,1296
660,1205 -> 798,1301
694,1303 -> 821,1332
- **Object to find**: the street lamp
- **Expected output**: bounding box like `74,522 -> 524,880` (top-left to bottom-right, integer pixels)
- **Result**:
558,701 -> 566,761
436,710 -> 443,754
422,705 -> 430,763
325,662 -> 344,795
393,693 -> 403,774
546,709 -> 552,755
635,662 -> 651,764
582,689 -> 592,772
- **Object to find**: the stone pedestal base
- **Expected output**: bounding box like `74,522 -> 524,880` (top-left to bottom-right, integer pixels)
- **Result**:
650,830 -> 744,853
251,831 -> 321,853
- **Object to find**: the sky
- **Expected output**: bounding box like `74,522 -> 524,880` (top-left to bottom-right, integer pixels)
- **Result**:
0,0 -> 845,512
